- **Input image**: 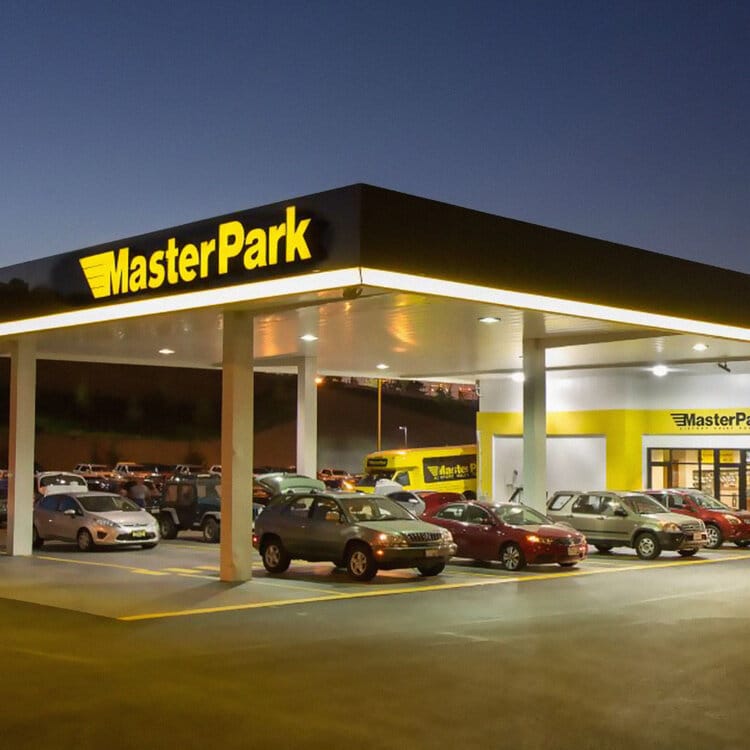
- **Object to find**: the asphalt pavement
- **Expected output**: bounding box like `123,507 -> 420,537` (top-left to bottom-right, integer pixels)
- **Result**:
1,537 -> 749,750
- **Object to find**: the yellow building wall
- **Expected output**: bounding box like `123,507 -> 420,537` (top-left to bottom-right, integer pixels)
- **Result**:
477,408 -> 750,496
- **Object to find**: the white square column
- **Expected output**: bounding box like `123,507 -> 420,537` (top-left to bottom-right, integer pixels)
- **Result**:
7,337 -> 37,556
296,356 -> 318,477
220,311 -> 254,582
522,336 -> 547,511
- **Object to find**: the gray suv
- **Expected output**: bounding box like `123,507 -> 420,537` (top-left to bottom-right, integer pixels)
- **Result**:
546,491 -> 707,560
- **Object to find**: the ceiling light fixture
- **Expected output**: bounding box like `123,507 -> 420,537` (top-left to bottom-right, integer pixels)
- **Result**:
376,363 -> 389,370
651,365 -> 668,377
158,348 -> 175,355
478,316 -> 501,324
300,333 -> 318,342
692,343 -> 708,352
511,372 -> 525,383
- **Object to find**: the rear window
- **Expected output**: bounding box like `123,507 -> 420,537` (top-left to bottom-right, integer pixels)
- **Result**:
548,492 -> 576,511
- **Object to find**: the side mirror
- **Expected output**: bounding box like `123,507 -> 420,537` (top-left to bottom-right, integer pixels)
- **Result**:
614,507 -> 628,517
63,508 -> 77,516
325,511 -> 341,523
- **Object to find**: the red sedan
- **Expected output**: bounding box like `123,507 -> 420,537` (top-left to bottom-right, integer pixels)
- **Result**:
422,500 -> 587,571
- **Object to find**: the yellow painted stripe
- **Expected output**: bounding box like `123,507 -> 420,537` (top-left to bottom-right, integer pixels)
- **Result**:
118,552 -> 750,622
36,555 -> 169,575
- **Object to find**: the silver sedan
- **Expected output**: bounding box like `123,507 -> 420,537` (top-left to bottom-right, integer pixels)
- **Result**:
33,492 -> 159,551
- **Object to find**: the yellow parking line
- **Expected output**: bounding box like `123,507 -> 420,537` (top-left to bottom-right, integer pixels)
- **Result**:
118,551 -> 750,622
36,555 -> 170,575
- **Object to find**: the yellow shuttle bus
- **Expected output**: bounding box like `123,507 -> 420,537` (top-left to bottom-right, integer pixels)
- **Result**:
358,444 -> 477,498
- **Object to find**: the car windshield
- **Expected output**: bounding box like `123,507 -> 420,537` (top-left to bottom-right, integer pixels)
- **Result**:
339,495 -> 416,521
622,494 -> 669,514
40,474 -> 87,488
494,504 -> 550,526
79,495 -> 141,513
688,491 -> 731,510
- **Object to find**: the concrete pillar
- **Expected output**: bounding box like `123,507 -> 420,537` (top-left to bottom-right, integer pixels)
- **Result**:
7,337 -> 36,556
522,336 -> 547,511
296,356 -> 318,477
220,311 -> 254,582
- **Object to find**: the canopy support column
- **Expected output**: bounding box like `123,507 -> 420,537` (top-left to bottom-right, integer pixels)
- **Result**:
7,337 -> 36,556
220,311 -> 254,582
522,336 -> 547,511
296,357 -> 318,477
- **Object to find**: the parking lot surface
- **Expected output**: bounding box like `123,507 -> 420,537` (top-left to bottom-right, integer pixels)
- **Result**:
3,530 -> 750,620
4,531 -> 750,750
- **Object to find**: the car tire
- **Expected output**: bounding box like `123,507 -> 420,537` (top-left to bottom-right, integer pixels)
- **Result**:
345,543 -> 378,581
705,524 -> 723,549
417,562 -> 445,576
261,536 -> 291,574
634,532 -> 661,560
77,528 -> 95,552
158,514 -> 178,540
594,544 -> 613,553
202,516 -> 220,544
32,525 -> 44,550
678,549 -> 698,557
500,542 -> 526,571
735,540 -> 750,547
558,561 -> 577,567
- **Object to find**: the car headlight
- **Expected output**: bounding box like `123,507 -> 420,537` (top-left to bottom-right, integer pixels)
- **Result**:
726,515 -> 741,525
93,516 -> 120,529
440,528 -> 453,543
375,532 -> 408,547
661,522 -> 681,533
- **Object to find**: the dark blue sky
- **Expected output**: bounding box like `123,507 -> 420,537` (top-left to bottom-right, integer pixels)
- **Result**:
2,1 -> 748,271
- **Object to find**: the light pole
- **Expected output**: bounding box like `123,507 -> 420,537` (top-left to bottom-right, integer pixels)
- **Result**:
398,425 -> 408,448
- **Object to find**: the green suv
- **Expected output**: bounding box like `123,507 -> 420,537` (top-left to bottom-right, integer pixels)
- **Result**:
546,491 -> 707,559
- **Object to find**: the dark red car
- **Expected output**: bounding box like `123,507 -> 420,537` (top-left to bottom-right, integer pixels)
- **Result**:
414,491 -> 468,514
643,489 -> 750,549
421,500 -> 587,571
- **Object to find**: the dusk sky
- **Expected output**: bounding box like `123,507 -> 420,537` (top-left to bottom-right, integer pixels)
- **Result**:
2,1 -> 748,271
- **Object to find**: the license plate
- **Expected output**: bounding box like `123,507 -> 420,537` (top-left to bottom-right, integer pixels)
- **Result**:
425,548 -> 441,557
693,533 -> 703,541
132,530 -> 147,538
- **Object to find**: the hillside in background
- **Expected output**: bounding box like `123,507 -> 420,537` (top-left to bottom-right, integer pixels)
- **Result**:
0,360 -> 477,472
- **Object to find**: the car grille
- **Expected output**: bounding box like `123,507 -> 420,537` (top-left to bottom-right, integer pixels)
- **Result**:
554,537 -> 583,546
403,531 -> 443,544
679,522 -> 703,533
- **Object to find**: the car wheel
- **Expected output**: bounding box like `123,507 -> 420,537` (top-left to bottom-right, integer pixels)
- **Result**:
202,516 -> 220,544
345,543 -> 378,581
417,562 -> 445,576
261,536 -> 291,574
77,529 -> 95,552
158,514 -> 178,540
705,524 -> 723,549
500,542 -> 526,571
32,525 -> 44,550
594,544 -> 613,553
678,549 -> 698,557
558,561 -> 577,567
634,532 -> 661,560
735,540 -> 750,548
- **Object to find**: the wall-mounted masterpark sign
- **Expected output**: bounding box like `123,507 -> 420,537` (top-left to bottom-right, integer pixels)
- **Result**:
670,410 -> 750,431
0,187 -> 360,321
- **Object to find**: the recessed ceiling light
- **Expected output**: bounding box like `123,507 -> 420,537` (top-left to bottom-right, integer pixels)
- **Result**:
158,348 -> 175,355
651,365 -> 668,377
511,372 -> 525,383
376,363 -> 389,370
692,343 -> 708,352
478,316 -> 501,324
300,333 -> 318,342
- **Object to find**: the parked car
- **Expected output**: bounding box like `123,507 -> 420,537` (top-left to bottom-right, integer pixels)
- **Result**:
111,462 -> 152,479
253,491 -> 457,581
33,491 -> 159,551
172,464 -> 205,477
378,488 -> 426,516
546,490 -> 707,559
422,500 -> 587,571
414,490 -> 467,514
643,488 -> 750,549
317,468 -> 355,489
208,464 -> 222,476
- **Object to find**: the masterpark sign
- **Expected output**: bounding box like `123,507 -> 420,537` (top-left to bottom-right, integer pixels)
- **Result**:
0,187 -> 360,321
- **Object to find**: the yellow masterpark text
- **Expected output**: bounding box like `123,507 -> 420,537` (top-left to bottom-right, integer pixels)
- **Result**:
79,205 -> 312,299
